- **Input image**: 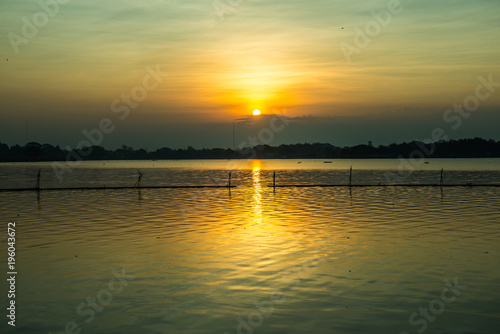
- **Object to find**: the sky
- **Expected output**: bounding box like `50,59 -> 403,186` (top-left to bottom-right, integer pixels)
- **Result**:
1,0 -> 499,150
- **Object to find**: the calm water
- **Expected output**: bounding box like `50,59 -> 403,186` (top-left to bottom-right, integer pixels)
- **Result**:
1,159 -> 499,334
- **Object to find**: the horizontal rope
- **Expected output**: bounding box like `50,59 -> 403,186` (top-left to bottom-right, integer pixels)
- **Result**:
0,185 -> 235,192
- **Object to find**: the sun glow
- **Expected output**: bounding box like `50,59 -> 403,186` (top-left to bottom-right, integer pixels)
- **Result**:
253,109 -> 261,116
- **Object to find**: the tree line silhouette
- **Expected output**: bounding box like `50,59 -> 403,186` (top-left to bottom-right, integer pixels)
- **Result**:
1,137 -> 500,162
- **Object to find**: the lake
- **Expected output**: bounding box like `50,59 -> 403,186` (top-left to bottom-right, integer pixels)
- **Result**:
1,159 -> 499,334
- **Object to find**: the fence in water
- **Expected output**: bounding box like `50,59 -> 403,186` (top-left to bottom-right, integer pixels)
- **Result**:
1,168 -> 499,194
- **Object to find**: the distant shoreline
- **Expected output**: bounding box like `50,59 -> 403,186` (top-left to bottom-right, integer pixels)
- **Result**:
2,157 -> 500,164
1,137 -> 500,162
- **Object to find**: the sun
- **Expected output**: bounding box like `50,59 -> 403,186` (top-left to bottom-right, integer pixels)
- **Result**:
253,109 -> 261,116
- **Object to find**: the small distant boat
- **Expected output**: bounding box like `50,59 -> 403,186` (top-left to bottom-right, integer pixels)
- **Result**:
297,162 -> 302,164
424,161 -> 430,164
323,161 -> 332,164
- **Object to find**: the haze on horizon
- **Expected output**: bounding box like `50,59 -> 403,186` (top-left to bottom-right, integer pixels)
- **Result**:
1,0 -> 499,150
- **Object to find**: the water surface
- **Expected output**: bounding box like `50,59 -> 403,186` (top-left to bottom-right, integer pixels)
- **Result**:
0,159 -> 499,333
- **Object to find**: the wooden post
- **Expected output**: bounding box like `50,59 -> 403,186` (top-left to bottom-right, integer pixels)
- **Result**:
349,166 -> 352,188
273,171 -> 276,193
35,169 -> 41,190
134,170 -> 143,188
228,172 -> 231,188
440,168 -> 444,188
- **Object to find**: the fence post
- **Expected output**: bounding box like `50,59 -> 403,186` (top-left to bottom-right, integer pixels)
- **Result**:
35,169 -> 41,190
273,171 -> 276,193
349,166 -> 352,188
440,168 -> 444,188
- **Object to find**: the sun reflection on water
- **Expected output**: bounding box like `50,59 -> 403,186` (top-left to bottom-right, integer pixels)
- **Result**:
252,160 -> 263,224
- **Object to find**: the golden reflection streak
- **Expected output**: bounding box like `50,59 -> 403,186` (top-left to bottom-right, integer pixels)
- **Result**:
251,160 -> 263,224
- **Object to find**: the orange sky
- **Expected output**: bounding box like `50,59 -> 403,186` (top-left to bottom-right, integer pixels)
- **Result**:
1,0 -> 500,148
